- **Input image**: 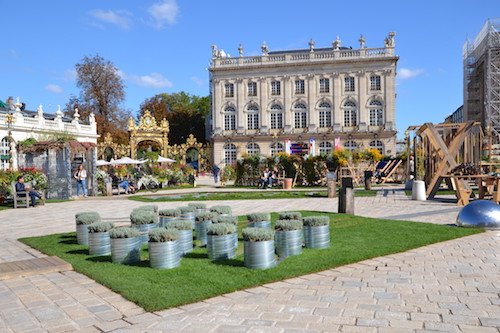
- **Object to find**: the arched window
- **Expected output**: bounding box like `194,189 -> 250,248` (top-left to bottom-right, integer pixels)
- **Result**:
318,102 -> 332,128
223,143 -> 237,164
294,103 -> 307,129
224,106 -> 236,131
246,105 -> 259,130
343,101 -> 357,127
270,142 -> 284,156
0,137 -> 11,170
369,140 -> 384,154
344,140 -> 357,151
269,104 -> 283,129
369,100 -> 383,126
319,141 -> 332,155
247,142 -> 260,156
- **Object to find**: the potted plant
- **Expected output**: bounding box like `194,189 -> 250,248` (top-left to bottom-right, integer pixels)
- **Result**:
159,208 -> 181,228
87,221 -> 114,256
210,205 -> 232,216
148,228 -> 181,269
274,219 -> 303,258
242,227 -> 276,269
75,211 -> 101,245
188,202 -> 206,215
109,227 -> 142,264
247,213 -> 271,228
132,205 -> 159,222
213,215 -> 239,250
195,212 -> 216,246
168,220 -> 193,255
302,216 -> 330,249
278,212 -> 302,220
178,206 -> 195,229
206,223 -> 237,260
130,210 -> 158,244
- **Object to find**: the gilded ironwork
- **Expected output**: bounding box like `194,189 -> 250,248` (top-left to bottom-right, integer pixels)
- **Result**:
128,110 -> 169,159
97,133 -> 130,160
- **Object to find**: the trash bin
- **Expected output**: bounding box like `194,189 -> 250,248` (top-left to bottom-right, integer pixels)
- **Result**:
341,177 -> 354,189
364,171 -> 373,190
327,172 -> 337,198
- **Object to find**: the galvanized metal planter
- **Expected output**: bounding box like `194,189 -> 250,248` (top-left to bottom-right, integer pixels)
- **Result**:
195,220 -> 212,246
133,223 -> 158,244
244,240 -> 276,269
194,208 -> 206,216
148,241 -> 180,269
88,232 -> 111,256
275,230 -> 303,258
303,225 -> 330,249
248,221 -> 271,229
207,234 -> 236,260
111,237 -> 141,264
177,229 -> 194,255
159,216 -> 177,228
76,224 -> 89,245
181,212 -> 195,229
232,232 -> 238,250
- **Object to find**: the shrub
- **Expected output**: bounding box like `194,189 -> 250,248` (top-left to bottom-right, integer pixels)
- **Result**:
88,222 -> 114,233
303,216 -> 330,227
159,208 -> 181,217
188,203 -> 206,209
210,205 -> 232,215
75,212 -> 101,225
178,206 -> 195,214
213,215 -> 238,225
278,212 -> 302,220
133,205 -> 158,214
109,227 -> 141,239
242,227 -> 274,242
168,220 -> 193,231
247,213 -> 271,222
207,223 -> 236,236
275,219 -> 303,231
130,211 -> 157,225
148,228 -> 179,242
195,212 -> 216,222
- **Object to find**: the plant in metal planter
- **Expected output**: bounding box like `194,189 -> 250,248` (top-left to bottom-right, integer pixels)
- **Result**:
132,205 -> 159,223
159,208 -> 180,228
302,216 -> 330,249
274,219 -> 303,258
109,227 -> 141,264
168,220 -> 193,255
242,227 -> 276,269
210,205 -> 232,216
278,212 -> 302,220
148,228 -> 181,269
75,211 -> 101,245
130,210 -> 158,244
206,223 -> 237,260
213,215 -> 239,249
87,221 -> 114,256
247,213 -> 271,228
179,206 -> 196,229
188,202 -> 207,215
194,212 -> 216,246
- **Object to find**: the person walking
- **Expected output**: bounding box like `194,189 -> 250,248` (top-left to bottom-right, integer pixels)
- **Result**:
74,164 -> 88,197
212,164 -> 221,184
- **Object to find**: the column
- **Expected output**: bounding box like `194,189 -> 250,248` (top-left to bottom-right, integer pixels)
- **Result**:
333,73 -> 342,131
236,79 -> 244,133
383,69 -> 395,130
212,79 -> 222,132
259,77 -> 268,132
307,74 -> 316,132
357,71 -> 367,132
283,76 -> 292,132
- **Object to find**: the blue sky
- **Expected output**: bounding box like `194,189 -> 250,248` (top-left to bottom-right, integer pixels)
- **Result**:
1,0 -> 497,138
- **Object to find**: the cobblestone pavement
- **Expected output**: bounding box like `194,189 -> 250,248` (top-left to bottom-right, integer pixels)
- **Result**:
0,186 -> 498,332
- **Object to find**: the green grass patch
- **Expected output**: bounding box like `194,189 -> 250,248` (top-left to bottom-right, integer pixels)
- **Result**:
20,211 -> 481,312
128,189 -> 377,202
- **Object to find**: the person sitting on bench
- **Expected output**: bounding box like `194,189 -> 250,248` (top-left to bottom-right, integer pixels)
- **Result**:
15,175 -> 43,207
258,168 -> 271,189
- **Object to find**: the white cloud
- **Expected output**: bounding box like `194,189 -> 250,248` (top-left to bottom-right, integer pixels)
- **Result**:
129,72 -> 173,88
148,0 -> 179,29
61,69 -> 77,82
191,76 -> 204,86
89,9 -> 132,29
398,68 -> 424,80
45,84 -> 63,93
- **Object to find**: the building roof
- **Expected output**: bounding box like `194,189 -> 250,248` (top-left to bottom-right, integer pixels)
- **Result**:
0,107 -> 77,124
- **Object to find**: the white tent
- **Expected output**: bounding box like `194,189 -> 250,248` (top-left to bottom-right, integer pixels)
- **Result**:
96,159 -> 111,166
156,156 -> 175,163
111,157 -> 147,165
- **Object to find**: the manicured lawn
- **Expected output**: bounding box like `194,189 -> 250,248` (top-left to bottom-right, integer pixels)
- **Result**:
20,212 -> 482,312
128,189 -> 377,202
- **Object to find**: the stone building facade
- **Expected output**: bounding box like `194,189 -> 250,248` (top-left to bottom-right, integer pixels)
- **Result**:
208,34 -> 399,166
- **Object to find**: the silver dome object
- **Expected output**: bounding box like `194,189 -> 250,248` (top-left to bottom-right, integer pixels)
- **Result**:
456,200 -> 500,229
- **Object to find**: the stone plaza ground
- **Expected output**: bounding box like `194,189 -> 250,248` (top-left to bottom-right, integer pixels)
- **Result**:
0,181 -> 498,332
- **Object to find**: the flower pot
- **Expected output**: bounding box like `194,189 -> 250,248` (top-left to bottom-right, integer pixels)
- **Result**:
88,232 -> 111,256
159,216 -> 177,228
283,178 -> 293,190
244,240 -> 276,269
111,237 -> 141,264
181,212 -> 195,229
233,232 -> 238,250
275,230 -> 303,258
248,221 -> 271,229
133,223 -> 158,244
207,234 -> 236,260
303,225 -> 330,249
148,241 -> 180,269
177,229 -> 194,255
195,220 -> 212,246
76,224 -> 90,245
412,180 -> 426,201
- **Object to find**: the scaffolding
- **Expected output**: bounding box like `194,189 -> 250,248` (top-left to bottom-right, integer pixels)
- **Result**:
463,18 -> 500,143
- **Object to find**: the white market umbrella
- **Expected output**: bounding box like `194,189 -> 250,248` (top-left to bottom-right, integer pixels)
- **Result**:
111,157 -> 147,165
96,159 -> 111,166
156,156 -> 175,163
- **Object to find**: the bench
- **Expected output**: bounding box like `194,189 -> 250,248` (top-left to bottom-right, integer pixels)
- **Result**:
11,182 -> 30,209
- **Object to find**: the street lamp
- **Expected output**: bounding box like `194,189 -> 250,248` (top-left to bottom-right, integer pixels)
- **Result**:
4,111 -> 16,170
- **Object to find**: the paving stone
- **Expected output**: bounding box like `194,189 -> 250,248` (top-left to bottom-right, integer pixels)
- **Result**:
479,317 -> 500,327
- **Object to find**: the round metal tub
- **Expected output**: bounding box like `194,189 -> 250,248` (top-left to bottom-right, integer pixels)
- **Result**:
303,225 -> 330,249
177,229 -> 193,255
244,240 -> 276,269
248,221 -> 271,229
159,216 -> 178,228
207,234 -> 236,260
181,212 -> 196,229
76,224 -> 89,245
195,220 -> 212,246
111,237 -> 141,264
88,232 -> 111,256
148,241 -> 180,269
194,208 -> 206,216
275,230 -> 303,258
133,223 -> 158,244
